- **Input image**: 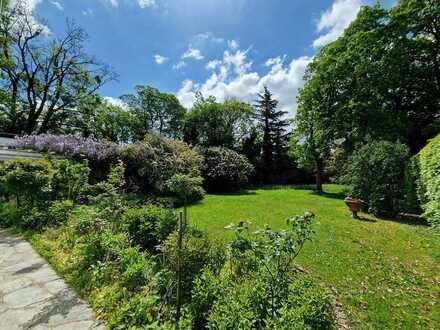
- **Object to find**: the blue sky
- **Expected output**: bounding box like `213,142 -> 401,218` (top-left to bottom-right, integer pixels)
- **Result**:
30,0 -> 395,114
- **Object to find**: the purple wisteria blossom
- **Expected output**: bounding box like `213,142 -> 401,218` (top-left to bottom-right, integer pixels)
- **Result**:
15,134 -> 119,162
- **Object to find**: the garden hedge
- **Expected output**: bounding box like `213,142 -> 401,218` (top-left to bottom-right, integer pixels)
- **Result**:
418,134 -> 440,228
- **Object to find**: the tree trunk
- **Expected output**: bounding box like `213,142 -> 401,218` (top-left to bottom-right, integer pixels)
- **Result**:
315,158 -> 324,194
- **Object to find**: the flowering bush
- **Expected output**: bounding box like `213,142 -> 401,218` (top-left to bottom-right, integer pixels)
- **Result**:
15,134 -> 119,163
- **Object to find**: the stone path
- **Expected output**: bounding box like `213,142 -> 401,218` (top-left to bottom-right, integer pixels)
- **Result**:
0,229 -> 106,330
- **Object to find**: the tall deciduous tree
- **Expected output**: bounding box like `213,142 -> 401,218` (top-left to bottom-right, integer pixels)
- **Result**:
302,2 -> 439,155
183,94 -> 254,149
121,85 -> 186,140
0,0 -> 115,134
291,70 -> 335,194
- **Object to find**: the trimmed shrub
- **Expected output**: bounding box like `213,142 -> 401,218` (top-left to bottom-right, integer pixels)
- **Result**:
198,146 -> 254,192
418,134 -> 440,228
119,133 -> 203,194
121,205 -> 178,251
345,141 -> 410,217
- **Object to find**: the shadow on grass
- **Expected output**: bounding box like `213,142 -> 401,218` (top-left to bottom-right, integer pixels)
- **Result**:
352,216 -> 377,223
310,190 -> 348,200
353,213 -> 429,227
209,189 -> 257,196
378,215 -> 429,227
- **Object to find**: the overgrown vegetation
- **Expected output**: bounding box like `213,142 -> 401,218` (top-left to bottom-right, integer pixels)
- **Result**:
0,158 -> 333,329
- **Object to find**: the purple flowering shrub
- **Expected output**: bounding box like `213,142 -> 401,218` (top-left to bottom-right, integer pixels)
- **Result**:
15,134 -> 119,162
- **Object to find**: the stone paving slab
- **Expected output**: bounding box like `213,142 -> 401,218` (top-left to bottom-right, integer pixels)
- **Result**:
0,229 -> 106,330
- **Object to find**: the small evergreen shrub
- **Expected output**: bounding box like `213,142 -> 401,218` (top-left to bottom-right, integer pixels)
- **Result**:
0,158 -> 91,229
345,141 -> 410,217
198,146 -> 254,192
71,205 -> 105,235
418,134 -> 440,228
121,205 -> 178,251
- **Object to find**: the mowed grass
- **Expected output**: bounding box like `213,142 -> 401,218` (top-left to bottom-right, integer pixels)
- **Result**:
187,184 -> 440,329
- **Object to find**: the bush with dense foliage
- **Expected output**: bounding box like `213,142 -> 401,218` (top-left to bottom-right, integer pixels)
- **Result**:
345,141 -> 410,217
159,228 -> 226,304
0,158 -> 90,229
164,173 -> 205,204
418,134 -> 440,228
198,146 -> 254,192
0,158 -> 53,208
121,205 -> 177,251
119,133 -> 203,194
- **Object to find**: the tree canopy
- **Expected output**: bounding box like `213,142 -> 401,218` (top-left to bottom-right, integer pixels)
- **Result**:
0,0 -> 115,134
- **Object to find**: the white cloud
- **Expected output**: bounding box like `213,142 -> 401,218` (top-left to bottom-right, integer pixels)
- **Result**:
138,0 -> 155,8
50,1 -> 63,11
105,0 -> 119,8
193,32 -> 224,44
82,8 -> 93,16
154,54 -> 168,64
176,0 -> 363,116
227,40 -> 239,50
104,96 -> 128,110
206,59 -> 222,70
9,0 -> 50,35
173,61 -> 187,70
177,46 -> 311,116
313,0 -> 362,48
182,47 -> 204,61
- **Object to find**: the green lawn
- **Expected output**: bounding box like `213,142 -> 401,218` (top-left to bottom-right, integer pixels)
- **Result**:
187,184 -> 440,329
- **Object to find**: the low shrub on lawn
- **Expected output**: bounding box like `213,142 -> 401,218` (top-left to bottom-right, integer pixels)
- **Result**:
345,140 -> 410,217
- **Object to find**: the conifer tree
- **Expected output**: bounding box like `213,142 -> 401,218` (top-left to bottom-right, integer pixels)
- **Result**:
254,87 -> 289,182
